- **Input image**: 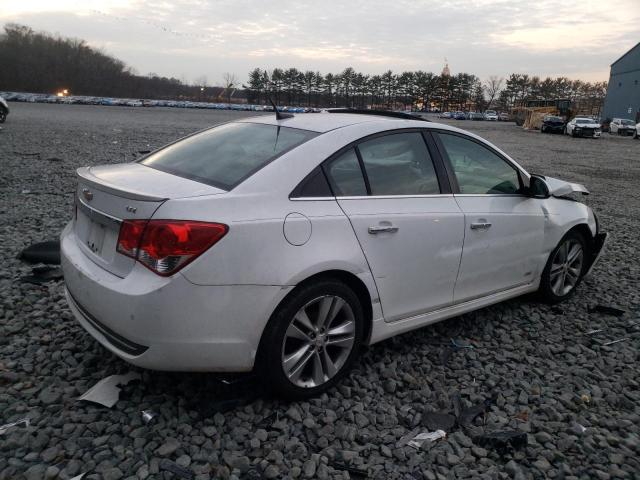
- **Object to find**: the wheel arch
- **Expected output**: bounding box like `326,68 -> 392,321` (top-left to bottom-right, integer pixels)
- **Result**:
567,223 -> 595,253
256,269 -> 374,364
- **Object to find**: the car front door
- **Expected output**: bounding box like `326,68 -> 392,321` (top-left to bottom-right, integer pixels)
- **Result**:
323,131 -> 465,322
434,132 -> 545,303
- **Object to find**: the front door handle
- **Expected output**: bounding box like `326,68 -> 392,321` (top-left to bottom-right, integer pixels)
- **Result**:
368,225 -> 399,234
470,222 -> 492,230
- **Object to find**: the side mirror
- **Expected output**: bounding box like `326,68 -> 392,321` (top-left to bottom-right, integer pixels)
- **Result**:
527,175 -> 550,198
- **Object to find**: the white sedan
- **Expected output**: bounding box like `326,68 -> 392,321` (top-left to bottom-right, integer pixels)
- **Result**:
565,117 -> 601,138
61,111 -> 606,398
484,110 -> 498,121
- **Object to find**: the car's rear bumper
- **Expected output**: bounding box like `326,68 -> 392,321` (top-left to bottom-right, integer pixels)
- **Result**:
61,222 -> 291,371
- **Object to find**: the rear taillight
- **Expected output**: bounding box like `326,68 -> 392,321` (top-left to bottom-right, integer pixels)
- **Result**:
117,220 -> 228,276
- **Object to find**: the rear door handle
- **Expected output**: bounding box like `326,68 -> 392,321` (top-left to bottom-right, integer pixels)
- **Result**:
368,226 -> 399,234
470,222 -> 492,230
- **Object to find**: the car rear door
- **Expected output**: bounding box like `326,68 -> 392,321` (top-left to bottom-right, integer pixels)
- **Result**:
433,131 -> 545,303
323,130 -> 465,322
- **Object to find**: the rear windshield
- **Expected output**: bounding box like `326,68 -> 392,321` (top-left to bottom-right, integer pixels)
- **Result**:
140,122 -> 318,190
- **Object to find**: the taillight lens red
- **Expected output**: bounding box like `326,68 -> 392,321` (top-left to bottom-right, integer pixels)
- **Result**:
117,220 -> 228,276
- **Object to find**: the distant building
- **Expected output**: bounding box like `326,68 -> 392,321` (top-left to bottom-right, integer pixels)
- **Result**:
602,42 -> 640,122
441,62 -> 451,77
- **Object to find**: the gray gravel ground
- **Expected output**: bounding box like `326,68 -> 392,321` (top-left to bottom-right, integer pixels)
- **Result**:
1,103 -> 639,480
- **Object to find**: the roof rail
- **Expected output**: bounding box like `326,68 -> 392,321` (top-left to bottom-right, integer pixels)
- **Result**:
325,108 -> 430,122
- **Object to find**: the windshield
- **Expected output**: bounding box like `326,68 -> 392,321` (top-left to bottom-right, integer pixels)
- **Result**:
485,110 -> 496,115
576,119 -> 594,124
545,116 -> 562,121
621,119 -> 635,126
141,122 -> 318,190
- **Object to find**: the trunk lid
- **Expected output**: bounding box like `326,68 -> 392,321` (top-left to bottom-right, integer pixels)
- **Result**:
74,163 -> 224,277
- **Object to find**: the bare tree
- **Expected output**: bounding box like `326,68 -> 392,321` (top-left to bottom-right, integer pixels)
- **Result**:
484,76 -> 504,108
222,72 -> 238,103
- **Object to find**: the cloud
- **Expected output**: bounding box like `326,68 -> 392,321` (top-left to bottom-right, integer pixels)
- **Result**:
2,0 -> 636,83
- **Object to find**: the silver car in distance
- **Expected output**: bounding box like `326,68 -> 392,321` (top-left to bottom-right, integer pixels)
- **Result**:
61,111 -> 606,398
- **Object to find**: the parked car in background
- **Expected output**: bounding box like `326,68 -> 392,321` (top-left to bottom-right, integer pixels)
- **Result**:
0,96 -> 9,123
453,111 -> 466,120
565,117 -> 601,138
61,111 -> 606,398
439,112 -> 452,119
484,110 -> 498,121
540,115 -> 565,134
609,118 -> 636,136
468,112 -> 484,121
634,122 -> 640,139
498,112 -> 511,121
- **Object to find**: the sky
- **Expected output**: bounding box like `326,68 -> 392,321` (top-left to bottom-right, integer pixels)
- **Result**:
1,0 -> 639,86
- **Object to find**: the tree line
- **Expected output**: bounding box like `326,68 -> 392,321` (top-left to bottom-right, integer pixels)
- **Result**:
0,24 -> 208,100
245,67 -> 608,113
0,23 -> 607,114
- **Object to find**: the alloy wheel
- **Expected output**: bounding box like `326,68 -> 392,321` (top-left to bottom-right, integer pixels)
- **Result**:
281,295 -> 356,388
549,239 -> 584,296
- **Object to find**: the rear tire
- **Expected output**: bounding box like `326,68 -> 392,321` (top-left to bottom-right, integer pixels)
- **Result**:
257,279 -> 364,399
539,230 -> 588,304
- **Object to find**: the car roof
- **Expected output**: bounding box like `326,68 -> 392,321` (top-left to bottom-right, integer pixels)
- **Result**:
236,112 -> 431,133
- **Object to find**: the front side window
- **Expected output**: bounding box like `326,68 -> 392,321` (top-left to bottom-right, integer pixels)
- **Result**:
437,133 -> 521,194
141,122 -> 317,190
357,132 -> 440,195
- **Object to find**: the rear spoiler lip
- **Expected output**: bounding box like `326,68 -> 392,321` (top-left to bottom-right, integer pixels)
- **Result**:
76,166 -> 169,202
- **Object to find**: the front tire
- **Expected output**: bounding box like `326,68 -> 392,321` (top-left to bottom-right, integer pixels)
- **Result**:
257,279 -> 364,399
539,230 -> 588,303
0,109 -> 6,123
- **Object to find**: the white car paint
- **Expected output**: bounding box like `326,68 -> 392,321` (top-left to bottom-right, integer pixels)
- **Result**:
609,118 -> 636,135
484,110 -> 498,121
565,118 -> 601,137
61,113 -> 602,372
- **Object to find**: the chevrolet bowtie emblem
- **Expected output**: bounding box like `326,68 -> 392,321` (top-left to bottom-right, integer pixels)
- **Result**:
82,188 -> 93,201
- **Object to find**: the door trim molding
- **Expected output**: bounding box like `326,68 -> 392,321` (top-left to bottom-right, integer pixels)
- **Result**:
369,281 -> 538,344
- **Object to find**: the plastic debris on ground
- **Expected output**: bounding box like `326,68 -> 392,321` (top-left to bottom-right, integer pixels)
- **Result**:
78,372 -> 141,408
69,474 -> 86,480
458,400 -> 491,427
331,462 -> 368,478
141,410 -> 157,424
18,240 -> 61,265
20,266 -> 63,285
584,329 -> 604,336
160,459 -> 195,479
407,430 -> 447,449
475,431 -> 528,454
422,412 -> 456,432
588,305 -> 625,317
450,338 -> 474,349
0,418 -> 30,435
602,338 -> 629,346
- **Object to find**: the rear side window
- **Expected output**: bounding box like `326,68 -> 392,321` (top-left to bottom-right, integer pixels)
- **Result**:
141,123 -> 318,190
357,132 -> 440,195
325,148 -> 368,196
